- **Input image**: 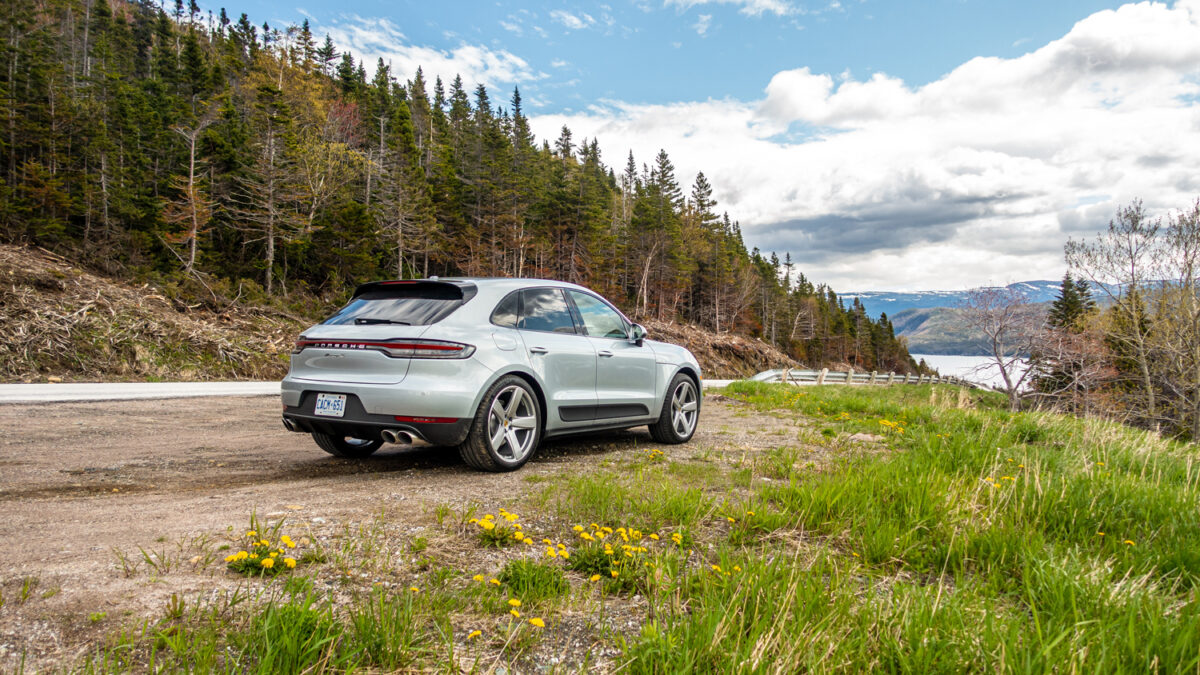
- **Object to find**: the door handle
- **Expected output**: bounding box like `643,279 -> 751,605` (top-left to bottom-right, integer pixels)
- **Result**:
598,350 -> 614,357
529,346 -> 549,354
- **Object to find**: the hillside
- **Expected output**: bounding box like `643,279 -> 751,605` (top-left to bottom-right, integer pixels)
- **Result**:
890,306 -> 986,355
0,245 -> 797,382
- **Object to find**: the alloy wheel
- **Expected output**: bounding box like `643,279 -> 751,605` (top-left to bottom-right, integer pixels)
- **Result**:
487,385 -> 538,461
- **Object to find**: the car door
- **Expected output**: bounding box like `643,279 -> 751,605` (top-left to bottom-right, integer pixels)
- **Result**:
517,288 -> 598,429
567,290 -> 658,421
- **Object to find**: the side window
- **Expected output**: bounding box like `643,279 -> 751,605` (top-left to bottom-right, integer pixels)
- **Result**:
490,291 -> 519,328
518,288 -> 578,334
569,291 -> 628,338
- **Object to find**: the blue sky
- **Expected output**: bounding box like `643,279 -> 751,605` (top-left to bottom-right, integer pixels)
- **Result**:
209,1 -> 1200,291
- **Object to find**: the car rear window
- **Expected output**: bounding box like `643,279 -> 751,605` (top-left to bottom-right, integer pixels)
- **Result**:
518,288 -> 577,333
323,282 -> 474,326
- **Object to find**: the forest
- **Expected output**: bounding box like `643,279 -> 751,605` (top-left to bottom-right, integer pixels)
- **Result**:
0,0 -> 918,374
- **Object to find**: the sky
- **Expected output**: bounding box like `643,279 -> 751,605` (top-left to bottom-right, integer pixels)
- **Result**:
214,0 -> 1200,291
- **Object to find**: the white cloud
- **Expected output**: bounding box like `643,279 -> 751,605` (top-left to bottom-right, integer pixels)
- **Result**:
550,9 -> 596,30
551,59 -> 570,68
531,1 -> 1200,290
320,16 -> 543,91
665,0 -> 795,16
693,13 -> 713,35
499,20 -> 522,36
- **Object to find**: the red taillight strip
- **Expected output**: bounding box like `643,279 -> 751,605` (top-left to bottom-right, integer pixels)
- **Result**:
394,415 -> 458,424
295,340 -> 462,351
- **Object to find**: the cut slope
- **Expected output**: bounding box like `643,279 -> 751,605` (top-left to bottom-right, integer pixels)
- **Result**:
0,245 -> 797,382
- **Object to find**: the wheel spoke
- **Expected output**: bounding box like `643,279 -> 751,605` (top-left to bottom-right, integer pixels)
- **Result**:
505,388 -> 524,418
490,399 -> 507,423
511,415 -> 537,430
505,429 -> 524,457
681,400 -> 698,413
489,424 -> 506,451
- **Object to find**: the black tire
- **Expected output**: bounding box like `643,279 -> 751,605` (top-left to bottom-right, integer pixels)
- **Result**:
648,373 -> 700,444
311,432 -> 383,458
458,375 -> 542,472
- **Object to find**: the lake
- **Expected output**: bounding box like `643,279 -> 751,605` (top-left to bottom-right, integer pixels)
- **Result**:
910,353 -> 1031,390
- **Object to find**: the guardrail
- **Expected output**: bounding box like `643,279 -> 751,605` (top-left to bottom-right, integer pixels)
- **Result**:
748,368 -> 984,389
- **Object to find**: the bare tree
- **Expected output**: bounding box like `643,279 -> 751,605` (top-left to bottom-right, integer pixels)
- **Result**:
1065,200 -> 1162,420
961,286 -> 1042,410
162,113 -> 216,274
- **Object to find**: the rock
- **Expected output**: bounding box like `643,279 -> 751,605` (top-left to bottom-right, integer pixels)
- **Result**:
848,433 -> 885,443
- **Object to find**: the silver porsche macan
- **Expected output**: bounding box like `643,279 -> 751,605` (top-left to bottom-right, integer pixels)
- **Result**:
280,278 -> 702,471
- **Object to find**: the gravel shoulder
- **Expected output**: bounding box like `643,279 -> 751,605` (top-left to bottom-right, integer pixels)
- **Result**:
0,392 -> 811,671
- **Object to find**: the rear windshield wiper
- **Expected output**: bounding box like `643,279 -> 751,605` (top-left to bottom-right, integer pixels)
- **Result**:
354,318 -> 412,325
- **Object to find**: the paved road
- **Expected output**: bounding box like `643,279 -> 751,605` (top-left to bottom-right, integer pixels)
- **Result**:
0,379 -> 733,404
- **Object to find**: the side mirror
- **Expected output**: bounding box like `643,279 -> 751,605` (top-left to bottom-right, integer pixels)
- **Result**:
628,323 -> 647,346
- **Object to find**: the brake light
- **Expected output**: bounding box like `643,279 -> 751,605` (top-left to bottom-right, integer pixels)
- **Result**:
292,339 -> 475,359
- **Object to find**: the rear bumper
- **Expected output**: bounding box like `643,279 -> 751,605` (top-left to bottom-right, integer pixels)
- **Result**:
282,391 -> 471,446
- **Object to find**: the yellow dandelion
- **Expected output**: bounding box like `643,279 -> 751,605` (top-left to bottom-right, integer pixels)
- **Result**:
542,538 -> 553,545
573,525 -> 585,532
746,511 -> 755,516
649,533 -> 659,540
726,517 -> 735,523
711,564 -> 722,573
1098,532 -> 1105,536
508,598 -> 521,607
510,609 -> 520,618
733,565 -> 742,572
224,554 -> 237,563
409,586 -> 419,593
1124,540 -> 1135,546
610,570 -> 618,578
524,538 -> 534,545
260,558 -> 274,569
489,578 -> 501,586
467,630 -> 482,640
529,618 -> 545,628
559,549 -> 570,559
851,552 -> 860,557
590,574 -> 601,582
246,530 -> 257,537
473,574 -> 485,582
284,558 -> 297,569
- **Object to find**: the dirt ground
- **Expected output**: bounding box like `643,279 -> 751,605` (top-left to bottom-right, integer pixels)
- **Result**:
0,392 -> 813,672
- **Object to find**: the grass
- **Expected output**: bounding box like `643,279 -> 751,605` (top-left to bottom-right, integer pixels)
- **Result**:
70,382 -> 1200,673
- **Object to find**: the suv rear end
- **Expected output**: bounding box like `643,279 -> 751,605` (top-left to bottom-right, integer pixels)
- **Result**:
281,280 -> 492,450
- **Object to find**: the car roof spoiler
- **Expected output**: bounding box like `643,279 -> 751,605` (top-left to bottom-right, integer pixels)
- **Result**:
352,279 -> 478,302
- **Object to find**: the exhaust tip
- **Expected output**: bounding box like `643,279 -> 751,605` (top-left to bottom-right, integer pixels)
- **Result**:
381,429 -> 413,445
282,417 -> 297,432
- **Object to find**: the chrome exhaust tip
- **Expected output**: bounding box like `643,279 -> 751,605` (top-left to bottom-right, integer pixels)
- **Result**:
282,417 -> 297,432
381,429 -> 412,445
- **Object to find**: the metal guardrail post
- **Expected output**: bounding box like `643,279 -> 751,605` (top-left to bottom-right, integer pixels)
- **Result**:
869,370 -> 877,385
887,372 -> 895,385
847,368 -> 854,384
817,368 -> 828,385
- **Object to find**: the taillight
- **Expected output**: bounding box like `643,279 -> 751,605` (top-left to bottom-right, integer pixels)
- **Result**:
292,338 -> 475,359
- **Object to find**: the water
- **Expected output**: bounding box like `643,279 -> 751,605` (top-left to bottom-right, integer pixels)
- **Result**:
910,353 -> 1031,390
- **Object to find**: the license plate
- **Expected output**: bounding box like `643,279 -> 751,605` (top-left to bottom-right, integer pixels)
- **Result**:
314,393 -> 347,417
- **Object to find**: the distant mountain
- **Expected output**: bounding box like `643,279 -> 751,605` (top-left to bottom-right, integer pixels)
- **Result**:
843,280 -> 1065,319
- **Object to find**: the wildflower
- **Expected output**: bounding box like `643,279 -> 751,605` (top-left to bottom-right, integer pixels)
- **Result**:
510,609 -> 520,618
733,565 -> 742,572
508,598 -> 521,607
261,558 -> 274,569
224,553 -> 237,562
580,532 -> 595,541
480,520 -> 496,531
1124,540 -> 1135,546
851,552 -> 860,557
529,618 -> 545,628
1097,462 -> 1105,466
512,531 -> 524,540
573,525 -> 585,532
726,517 -> 736,523
611,570 -> 618,578
489,578 -> 501,586
590,574 -> 601,582
559,549 -> 570,560
468,518 -> 479,524
410,586 -> 419,592
711,564 -> 723,573
284,558 -> 297,569
1098,532 -> 1105,536
545,546 -> 557,558
473,574 -> 485,582
524,538 -> 534,545
746,511 -> 755,517
542,539 -> 553,545
649,533 -> 659,541
467,630 -> 482,640
246,530 -> 257,537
